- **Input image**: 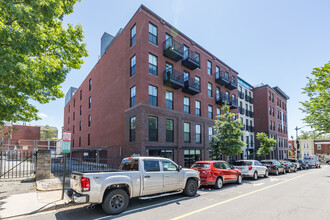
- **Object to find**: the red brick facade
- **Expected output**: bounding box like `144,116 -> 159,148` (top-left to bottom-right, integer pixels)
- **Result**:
314,140 -> 330,155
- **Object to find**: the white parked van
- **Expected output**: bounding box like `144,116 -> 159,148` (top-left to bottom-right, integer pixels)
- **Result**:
304,155 -> 321,168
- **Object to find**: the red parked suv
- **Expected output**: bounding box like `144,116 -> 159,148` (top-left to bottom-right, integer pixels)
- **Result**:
191,161 -> 242,189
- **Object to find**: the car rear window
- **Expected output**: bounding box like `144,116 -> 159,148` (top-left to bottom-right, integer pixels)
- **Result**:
233,161 -> 252,166
262,161 -> 273,165
119,159 -> 139,171
191,163 -> 211,169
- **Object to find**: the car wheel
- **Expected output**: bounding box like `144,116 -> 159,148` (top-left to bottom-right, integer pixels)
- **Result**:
214,177 -> 223,189
283,169 -> 286,174
102,189 -> 129,215
252,172 -> 258,180
183,179 -> 198,197
275,169 -> 279,176
237,174 -> 243,184
294,168 -> 297,172
264,170 -> 269,178
288,168 -> 291,173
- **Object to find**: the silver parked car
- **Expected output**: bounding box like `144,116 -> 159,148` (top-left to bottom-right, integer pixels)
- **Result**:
233,160 -> 268,180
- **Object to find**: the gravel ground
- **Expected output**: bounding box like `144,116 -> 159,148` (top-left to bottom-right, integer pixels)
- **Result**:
0,178 -> 36,196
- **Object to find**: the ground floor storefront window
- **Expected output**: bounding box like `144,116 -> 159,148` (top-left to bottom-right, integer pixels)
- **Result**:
184,149 -> 201,168
149,149 -> 174,160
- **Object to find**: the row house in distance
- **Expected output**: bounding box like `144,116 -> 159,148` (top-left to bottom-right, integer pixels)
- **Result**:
253,84 -> 289,159
237,77 -> 255,159
63,5 -> 240,167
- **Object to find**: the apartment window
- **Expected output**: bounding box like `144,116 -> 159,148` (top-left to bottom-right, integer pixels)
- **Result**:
184,71 -> 189,82
269,92 -> 271,101
217,108 -> 220,117
148,23 -> 158,45
73,112 -> 75,121
208,127 -> 213,143
317,144 -> 321,150
148,85 -> 158,106
196,124 -> 201,144
195,52 -> 200,65
130,55 -> 136,77
195,76 -> 200,89
130,117 -> 136,142
88,115 -> 91,127
166,119 -> 174,142
195,100 -> 201,116
149,116 -> 158,141
216,66 -> 220,75
79,121 -> 82,131
207,60 -> 212,75
208,105 -> 213,119
89,79 -> 92,91
184,122 -> 190,143
246,119 -> 249,130
88,96 -> 91,109
166,91 -> 173,110
79,136 -> 81,147
208,83 -> 212,97
184,97 -> 190,114
272,107 -> 274,116
270,121 -> 272,130
79,105 -> 82,115
73,98 -> 75,107
130,86 -> 136,107
80,90 -> 82,100
68,105 -> 70,113
148,53 -> 158,76
272,94 -> 274,102
88,134 -> 90,146
130,24 -> 136,46
269,106 -> 271,115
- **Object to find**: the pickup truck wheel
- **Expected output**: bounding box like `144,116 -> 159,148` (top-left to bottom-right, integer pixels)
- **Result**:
102,189 -> 129,215
183,179 -> 198,197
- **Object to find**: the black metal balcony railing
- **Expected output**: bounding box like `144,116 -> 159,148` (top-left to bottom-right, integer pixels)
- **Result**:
163,38 -> 184,62
239,107 -> 245,114
215,71 -> 229,86
163,70 -> 185,89
230,97 -> 238,109
225,77 -> 238,90
249,96 -> 254,104
182,49 -> 200,70
245,109 -> 249,116
249,126 -> 254,132
182,77 -> 200,95
249,110 -> 254,118
240,124 -> 245,131
246,124 -> 249,131
215,93 -> 230,105
238,91 -> 244,99
245,94 -> 249,102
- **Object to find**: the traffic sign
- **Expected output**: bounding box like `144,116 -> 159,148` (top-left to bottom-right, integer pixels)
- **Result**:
62,141 -> 71,153
63,131 -> 71,142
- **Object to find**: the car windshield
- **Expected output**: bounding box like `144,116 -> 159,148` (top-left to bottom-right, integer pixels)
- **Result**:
191,163 -> 211,169
233,161 -> 252,166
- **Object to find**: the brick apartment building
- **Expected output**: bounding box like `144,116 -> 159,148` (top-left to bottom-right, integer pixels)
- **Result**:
63,5 -> 241,167
253,85 -> 289,159
237,77 -> 255,159
314,139 -> 330,155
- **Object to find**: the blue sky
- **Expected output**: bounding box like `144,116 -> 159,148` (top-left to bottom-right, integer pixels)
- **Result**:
28,0 -> 330,138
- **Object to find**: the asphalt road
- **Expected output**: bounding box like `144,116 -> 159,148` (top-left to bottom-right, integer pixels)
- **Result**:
14,165 -> 330,220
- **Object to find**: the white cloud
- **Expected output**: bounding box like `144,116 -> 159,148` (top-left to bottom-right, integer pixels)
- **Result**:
38,113 -> 48,119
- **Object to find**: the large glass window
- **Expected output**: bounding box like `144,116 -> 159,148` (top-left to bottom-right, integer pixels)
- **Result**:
88,133 -> 90,146
149,149 -> 174,160
149,85 -> 158,106
209,127 -> 213,143
88,96 -> 91,109
195,100 -> 201,116
184,71 -> 189,82
148,53 -> 157,76
80,105 -> 82,115
208,82 -> 212,97
217,108 -> 220,117
166,91 -> 173,110
195,76 -> 200,89
184,97 -> 190,114
130,86 -> 136,107
79,121 -> 82,131
184,122 -> 190,143
148,23 -> 158,45
208,105 -> 213,119
130,117 -> 136,142
130,55 -> 136,77
196,124 -> 201,144
166,119 -> 174,142
88,115 -> 91,127
89,79 -> 92,91
130,24 -> 136,46
149,116 -> 158,141
184,150 -> 201,168
207,60 -> 212,75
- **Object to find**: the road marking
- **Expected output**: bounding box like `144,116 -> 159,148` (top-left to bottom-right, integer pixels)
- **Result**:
171,171 -> 315,220
253,183 -> 264,187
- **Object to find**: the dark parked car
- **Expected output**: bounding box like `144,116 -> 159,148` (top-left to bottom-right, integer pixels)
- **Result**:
286,159 -> 300,170
298,160 -> 309,170
279,160 -> 297,173
261,160 -> 286,175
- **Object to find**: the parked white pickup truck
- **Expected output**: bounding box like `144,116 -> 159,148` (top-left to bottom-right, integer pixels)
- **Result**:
68,157 -> 200,215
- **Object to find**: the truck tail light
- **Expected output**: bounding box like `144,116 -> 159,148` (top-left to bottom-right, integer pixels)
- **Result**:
248,166 -> 253,170
81,177 -> 90,192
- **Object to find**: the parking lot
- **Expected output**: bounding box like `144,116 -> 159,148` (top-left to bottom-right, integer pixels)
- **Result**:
16,165 -> 330,220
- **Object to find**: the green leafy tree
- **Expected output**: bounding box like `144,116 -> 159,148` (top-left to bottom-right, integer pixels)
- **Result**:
256,132 -> 277,159
211,104 -> 245,160
288,150 -> 293,157
40,126 -> 56,140
0,0 -> 88,125
297,130 -> 330,140
300,61 -> 330,135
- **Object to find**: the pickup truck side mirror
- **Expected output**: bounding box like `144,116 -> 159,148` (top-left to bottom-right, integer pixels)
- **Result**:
177,165 -> 182,172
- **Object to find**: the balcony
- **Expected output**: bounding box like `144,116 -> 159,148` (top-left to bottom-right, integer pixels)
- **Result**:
240,124 -> 245,131
163,38 -> 183,62
238,91 -> 244,99
225,77 -> 238,90
249,96 -> 254,104
245,109 -> 249,117
249,110 -> 254,118
215,93 -> 230,105
182,77 -> 200,95
230,97 -> 238,109
163,70 -> 185,89
215,71 -> 229,86
245,95 -> 249,102
182,49 -> 200,70
239,107 -> 245,114
248,126 -> 255,132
